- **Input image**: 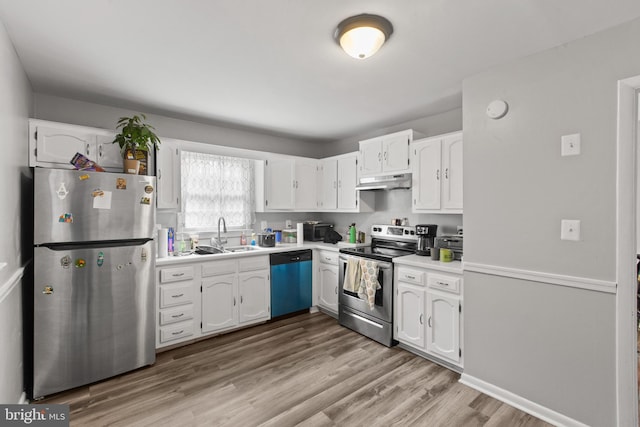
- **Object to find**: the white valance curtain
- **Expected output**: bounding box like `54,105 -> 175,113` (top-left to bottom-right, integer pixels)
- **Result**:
181,151 -> 256,229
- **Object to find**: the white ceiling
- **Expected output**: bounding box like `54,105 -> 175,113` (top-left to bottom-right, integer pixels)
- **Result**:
1,1 -> 639,142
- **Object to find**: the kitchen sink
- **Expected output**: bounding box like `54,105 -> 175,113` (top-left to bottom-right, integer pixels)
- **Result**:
224,245 -> 262,253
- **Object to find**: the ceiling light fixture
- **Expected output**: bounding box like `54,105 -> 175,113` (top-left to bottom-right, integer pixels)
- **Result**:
334,14 -> 393,60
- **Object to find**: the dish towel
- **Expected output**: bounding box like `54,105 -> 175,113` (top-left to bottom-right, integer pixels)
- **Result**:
358,259 -> 380,310
343,258 -> 361,292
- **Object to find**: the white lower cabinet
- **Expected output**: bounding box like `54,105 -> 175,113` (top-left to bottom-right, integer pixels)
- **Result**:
394,265 -> 463,368
317,250 -> 339,314
156,255 -> 270,349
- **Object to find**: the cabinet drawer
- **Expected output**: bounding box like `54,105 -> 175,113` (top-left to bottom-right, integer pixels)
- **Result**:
159,282 -> 194,308
159,304 -> 195,326
397,268 -> 424,286
160,266 -> 194,283
159,321 -> 195,343
202,260 -> 236,277
427,273 -> 461,294
239,255 -> 269,272
318,250 -> 338,265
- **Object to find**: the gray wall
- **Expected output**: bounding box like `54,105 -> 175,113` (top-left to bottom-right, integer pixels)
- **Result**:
323,107 -> 462,156
463,17 -> 640,426
33,94 -> 326,158
0,18 -> 33,403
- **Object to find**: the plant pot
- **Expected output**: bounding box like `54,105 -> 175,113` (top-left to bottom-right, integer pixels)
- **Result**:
123,159 -> 140,174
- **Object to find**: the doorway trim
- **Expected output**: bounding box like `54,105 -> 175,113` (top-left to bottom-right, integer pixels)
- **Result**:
616,75 -> 640,427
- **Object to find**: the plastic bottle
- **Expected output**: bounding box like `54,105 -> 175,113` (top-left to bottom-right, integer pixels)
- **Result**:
240,231 -> 247,246
251,233 -> 256,246
349,223 -> 356,244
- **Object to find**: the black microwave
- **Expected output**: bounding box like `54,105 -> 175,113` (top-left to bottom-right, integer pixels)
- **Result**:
303,223 -> 334,241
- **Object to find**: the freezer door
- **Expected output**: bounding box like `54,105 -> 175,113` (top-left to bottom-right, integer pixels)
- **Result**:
32,241 -> 155,398
34,168 -> 156,244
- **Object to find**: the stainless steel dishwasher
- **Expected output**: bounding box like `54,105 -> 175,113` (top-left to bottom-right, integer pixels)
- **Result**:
269,250 -> 312,317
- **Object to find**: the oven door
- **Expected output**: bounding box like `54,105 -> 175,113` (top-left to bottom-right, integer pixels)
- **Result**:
338,254 -> 393,322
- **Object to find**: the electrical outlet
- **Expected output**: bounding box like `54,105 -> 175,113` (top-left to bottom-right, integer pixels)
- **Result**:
561,134 -> 581,156
561,219 -> 581,241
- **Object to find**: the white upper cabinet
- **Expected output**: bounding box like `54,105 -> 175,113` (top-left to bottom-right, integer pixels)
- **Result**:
411,131 -> 463,213
359,129 -> 413,177
29,119 -> 123,172
263,158 -> 318,211
318,159 -> 338,210
156,138 -> 181,209
294,158 -> 318,210
337,154 -> 359,210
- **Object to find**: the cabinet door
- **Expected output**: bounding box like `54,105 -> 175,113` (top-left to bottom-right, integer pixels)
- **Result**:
359,139 -> 382,176
413,139 -> 442,210
95,133 -> 124,169
337,154 -> 358,210
202,274 -> 237,333
318,264 -> 339,313
156,138 -> 180,209
318,159 -> 337,210
265,158 -> 295,209
396,283 -> 426,349
35,125 -> 94,166
383,132 -> 410,173
426,291 -> 460,364
294,159 -> 318,210
238,270 -> 270,324
441,133 -> 463,210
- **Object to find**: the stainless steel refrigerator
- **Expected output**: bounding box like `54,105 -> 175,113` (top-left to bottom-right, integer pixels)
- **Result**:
28,168 -> 156,399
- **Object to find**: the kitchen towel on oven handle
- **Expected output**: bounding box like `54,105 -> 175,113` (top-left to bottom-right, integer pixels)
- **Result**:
358,259 -> 381,310
344,258 -> 361,292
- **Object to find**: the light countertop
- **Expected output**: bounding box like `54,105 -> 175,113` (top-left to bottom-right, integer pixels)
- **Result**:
393,254 -> 463,274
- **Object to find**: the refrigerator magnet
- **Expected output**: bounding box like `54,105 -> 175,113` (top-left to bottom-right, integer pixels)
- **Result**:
140,196 -> 151,205
91,189 -> 104,198
116,178 -> 127,190
144,185 -> 154,194
93,191 -> 112,209
56,183 -> 69,200
97,252 -> 104,267
75,259 -> 86,268
60,255 -> 71,269
58,213 -> 73,223
141,248 -> 148,261
42,286 -> 54,295
79,174 -> 90,181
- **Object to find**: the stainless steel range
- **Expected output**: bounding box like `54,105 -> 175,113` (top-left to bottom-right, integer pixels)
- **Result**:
338,225 -> 417,346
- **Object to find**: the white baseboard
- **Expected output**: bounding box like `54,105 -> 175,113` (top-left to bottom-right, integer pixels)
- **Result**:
459,373 -> 589,427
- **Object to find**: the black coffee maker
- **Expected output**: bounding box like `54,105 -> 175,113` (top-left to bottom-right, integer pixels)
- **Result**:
415,224 -> 438,256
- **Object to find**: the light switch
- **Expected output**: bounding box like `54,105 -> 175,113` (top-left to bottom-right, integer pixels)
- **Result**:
561,134 -> 581,156
561,219 -> 581,241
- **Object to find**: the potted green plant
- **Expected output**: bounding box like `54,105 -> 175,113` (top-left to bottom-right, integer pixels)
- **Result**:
112,114 -> 161,174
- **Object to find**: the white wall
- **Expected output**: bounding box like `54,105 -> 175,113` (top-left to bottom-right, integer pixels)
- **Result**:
33,94 -> 326,158
0,18 -> 33,404
462,17 -> 640,426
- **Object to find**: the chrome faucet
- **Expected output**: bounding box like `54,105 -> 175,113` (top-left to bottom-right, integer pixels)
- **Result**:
216,216 -> 228,246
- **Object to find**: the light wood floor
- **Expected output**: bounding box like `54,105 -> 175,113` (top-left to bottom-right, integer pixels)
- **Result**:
43,312 -> 551,426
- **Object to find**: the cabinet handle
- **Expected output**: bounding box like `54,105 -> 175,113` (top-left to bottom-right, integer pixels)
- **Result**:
240,295 -> 243,304
172,272 -> 185,277
86,143 -> 90,156
437,281 -> 449,287
171,313 -> 184,318
233,297 -> 236,306
436,169 -> 440,180
428,316 -> 432,327
378,152 -> 382,161
325,257 -> 331,261
419,314 -> 423,324
406,275 -> 415,280
384,151 -> 388,160
445,168 -> 449,179
293,180 -> 296,189
335,286 -> 338,294
338,180 -> 341,188
171,330 -> 184,335
333,181 -> 337,189
158,169 -> 162,180
171,293 -> 184,298
98,144 -> 103,157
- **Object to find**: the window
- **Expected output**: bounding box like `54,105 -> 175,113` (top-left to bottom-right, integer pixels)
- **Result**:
181,150 -> 255,229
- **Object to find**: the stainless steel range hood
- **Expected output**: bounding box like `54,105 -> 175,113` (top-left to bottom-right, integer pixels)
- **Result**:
355,173 -> 412,191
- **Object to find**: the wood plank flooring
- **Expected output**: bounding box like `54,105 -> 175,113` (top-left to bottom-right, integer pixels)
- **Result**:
42,312 -> 551,427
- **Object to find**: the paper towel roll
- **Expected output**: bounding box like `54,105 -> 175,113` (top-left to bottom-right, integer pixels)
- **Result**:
297,222 -> 304,246
158,228 -> 169,258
